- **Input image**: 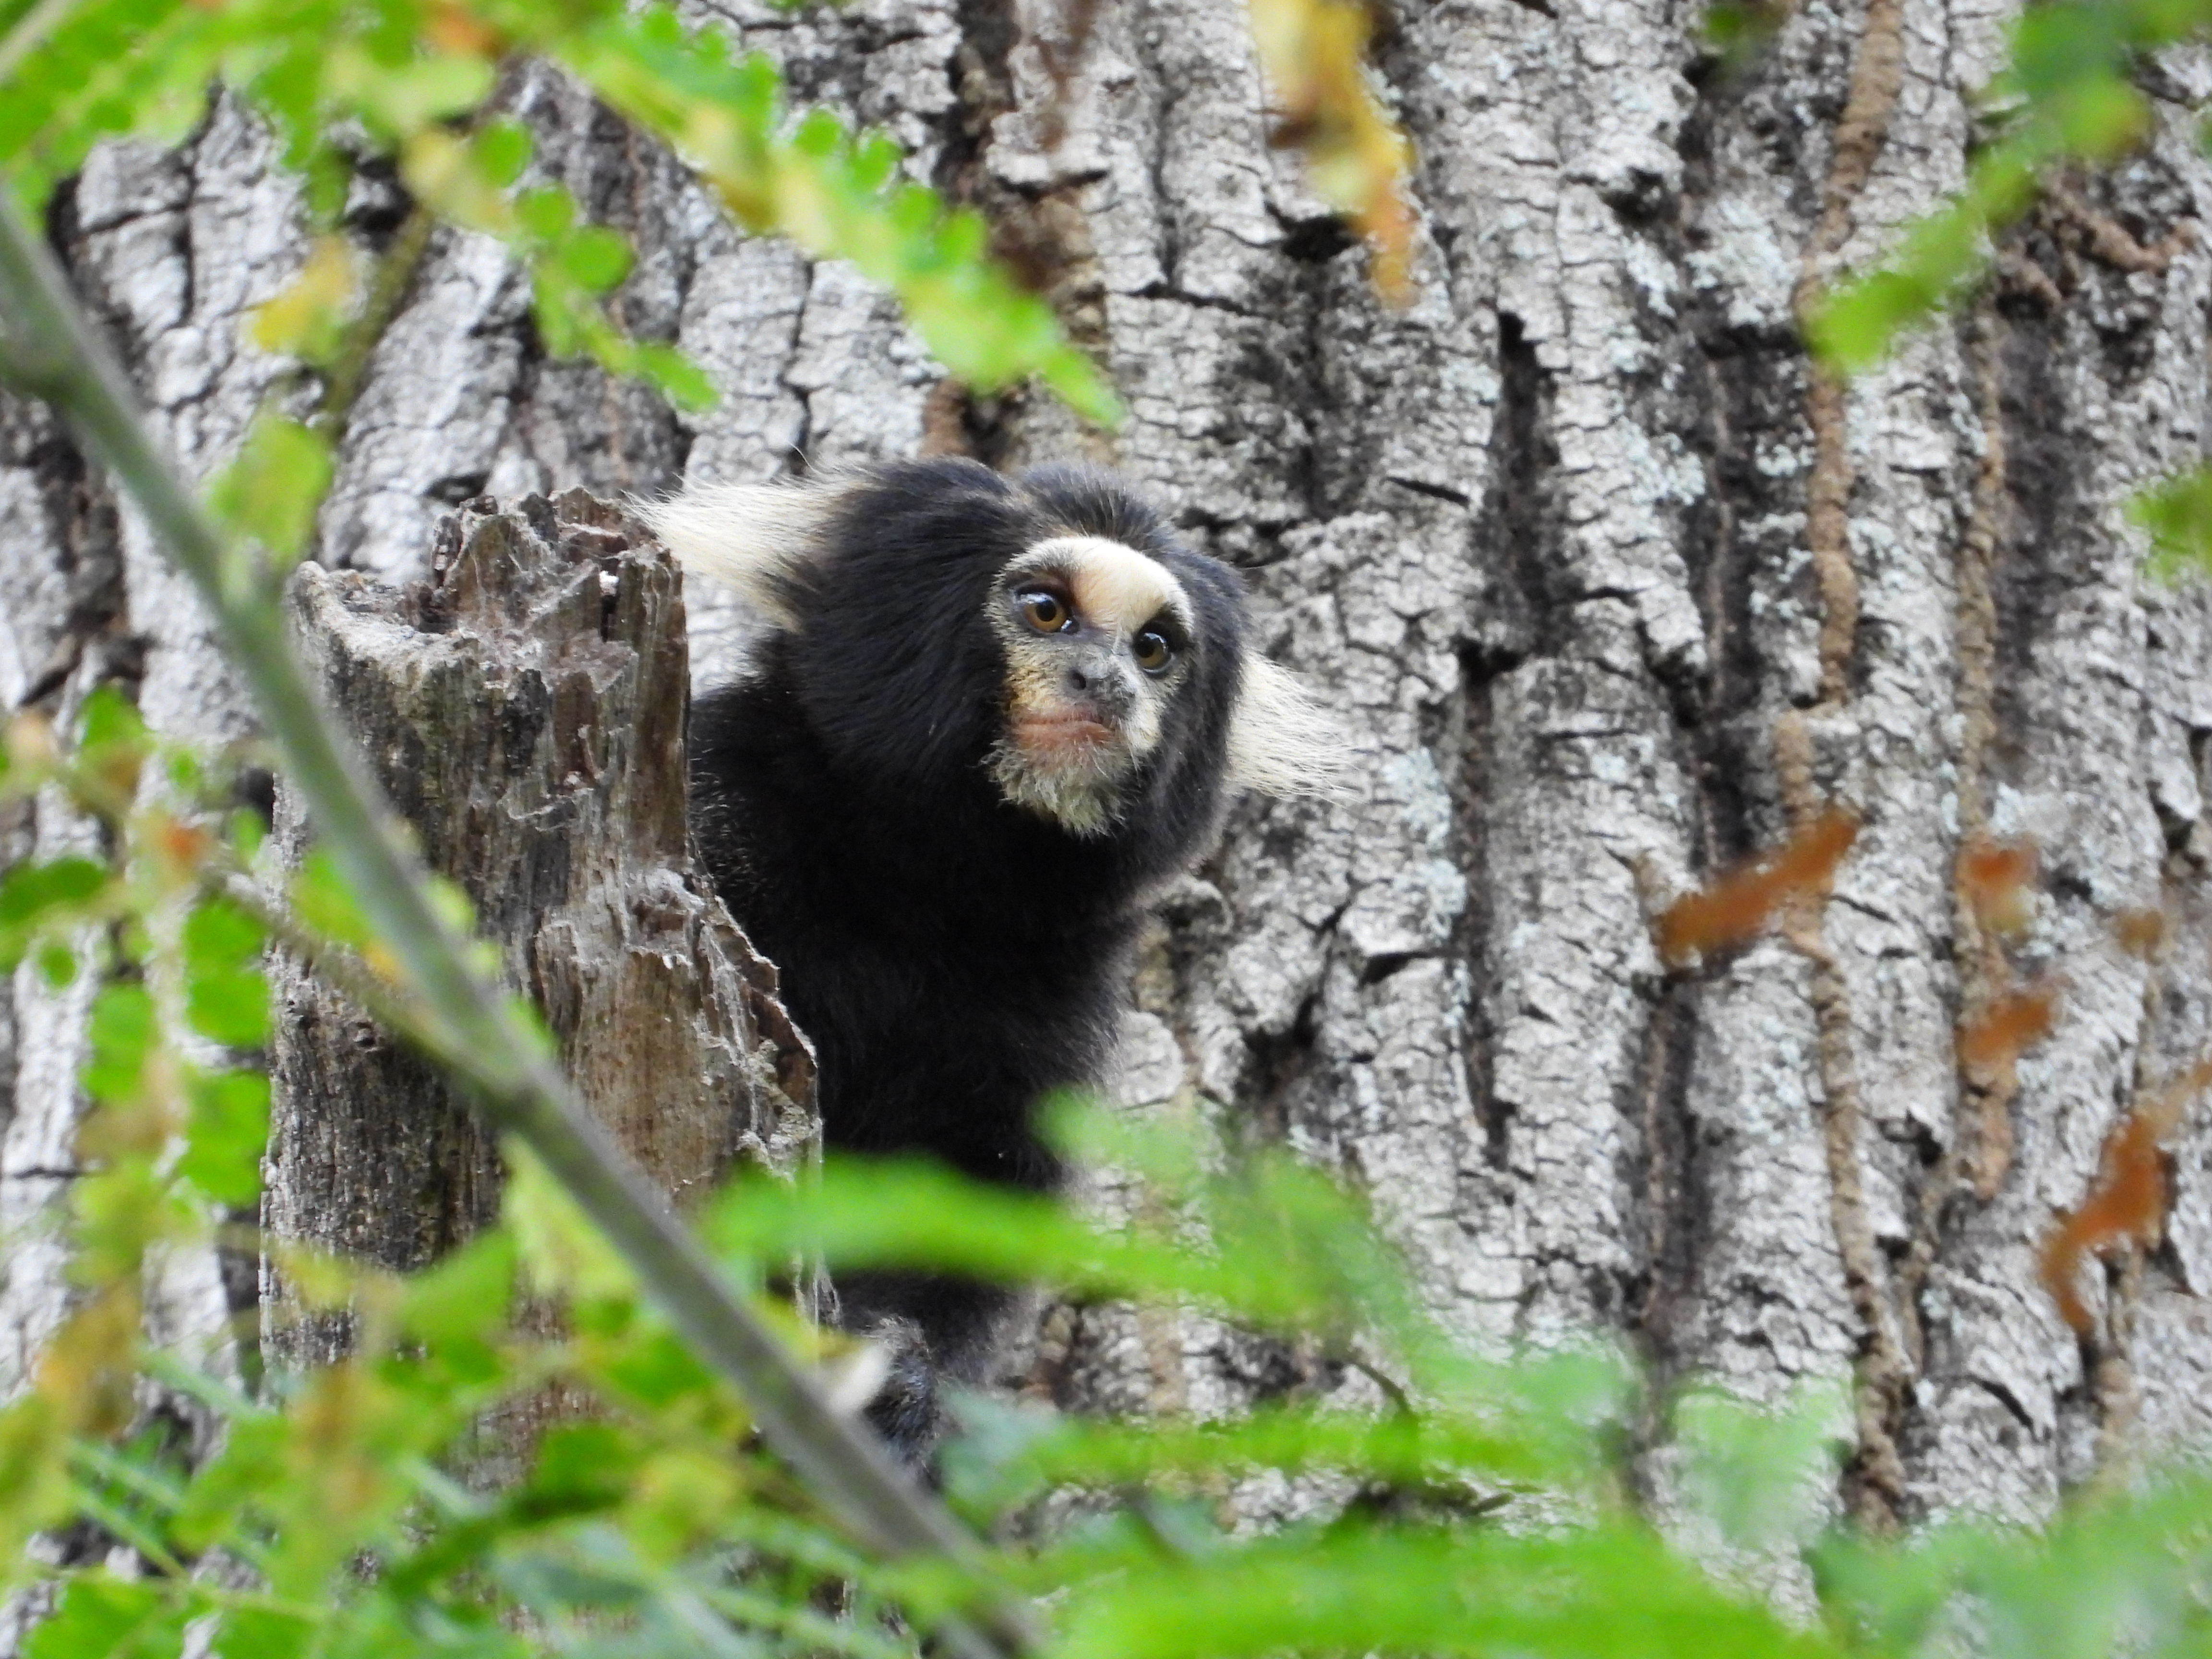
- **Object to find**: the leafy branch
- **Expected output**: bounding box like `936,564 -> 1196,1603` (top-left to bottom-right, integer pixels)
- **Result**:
0,0 -> 1119,427
1805,0 -> 2194,374
0,183 -> 1031,1659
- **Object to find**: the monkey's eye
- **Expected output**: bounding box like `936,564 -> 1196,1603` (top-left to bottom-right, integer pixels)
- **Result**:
1132,628 -> 1176,674
1016,589 -> 1075,634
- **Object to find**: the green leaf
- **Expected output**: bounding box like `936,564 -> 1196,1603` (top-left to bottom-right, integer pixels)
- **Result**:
0,855 -> 108,930
181,905 -> 271,1050
250,237 -> 359,363
291,847 -> 373,949
516,184 -> 576,240
207,413 -> 334,564
72,683 -> 149,801
182,975 -> 267,1047
171,1414 -> 286,1555
24,1576 -> 186,1659
2134,465 -> 2212,584
229,801 -> 268,862
1701,0 -> 1788,73
330,46 -> 496,138
399,1227 -> 515,1349
557,224 -> 631,292
180,1069 -> 269,1206
473,118 -> 532,187
77,683 -> 145,752
37,940 -> 80,987
636,342 -> 715,411
208,1607 -> 317,1659
595,1323 -> 718,1410
83,982 -> 156,1105
522,1421 -> 634,1513
1046,1524 -> 1839,1659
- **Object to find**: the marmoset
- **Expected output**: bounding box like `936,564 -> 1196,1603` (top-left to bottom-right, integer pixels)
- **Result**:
647,457 -> 1331,1456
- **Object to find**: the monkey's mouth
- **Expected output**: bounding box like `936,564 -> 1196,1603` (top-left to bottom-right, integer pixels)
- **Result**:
991,705 -> 1135,836
1012,709 -> 1120,766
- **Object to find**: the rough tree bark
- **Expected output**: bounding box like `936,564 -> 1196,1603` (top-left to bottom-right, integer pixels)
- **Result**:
6,0 -> 2212,1548
264,489 -> 815,1359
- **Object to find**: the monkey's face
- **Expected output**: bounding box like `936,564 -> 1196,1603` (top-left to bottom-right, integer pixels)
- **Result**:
649,457 -> 1338,855
984,536 -> 1197,837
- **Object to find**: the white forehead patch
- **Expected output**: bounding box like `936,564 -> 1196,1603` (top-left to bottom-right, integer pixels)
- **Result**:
639,480 -> 851,626
1015,536 -> 1191,637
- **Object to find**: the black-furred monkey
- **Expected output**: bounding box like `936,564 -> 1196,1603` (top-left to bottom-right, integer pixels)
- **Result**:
648,458 -> 1332,1457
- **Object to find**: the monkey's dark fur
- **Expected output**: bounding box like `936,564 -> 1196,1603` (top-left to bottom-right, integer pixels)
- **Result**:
671,457 -> 1316,1457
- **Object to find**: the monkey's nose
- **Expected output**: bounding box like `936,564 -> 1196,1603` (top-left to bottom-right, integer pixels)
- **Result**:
1063,658 -> 1133,716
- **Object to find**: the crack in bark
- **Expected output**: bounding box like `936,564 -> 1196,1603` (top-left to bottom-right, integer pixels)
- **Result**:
1779,710 -> 1911,1529
1628,981 -> 1708,1385
1949,313 -> 2013,1196
1789,0 -> 1903,703
1774,0 -> 1911,1532
1892,309 -> 2011,1407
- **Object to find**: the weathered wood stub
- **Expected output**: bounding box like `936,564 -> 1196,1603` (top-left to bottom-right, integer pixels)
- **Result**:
264,490 -> 814,1334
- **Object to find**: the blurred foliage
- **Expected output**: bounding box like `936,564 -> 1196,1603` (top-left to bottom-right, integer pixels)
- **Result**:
0,0 -> 1428,576
1699,0 -> 1791,81
1751,0 -> 2212,583
1803,0 -> 2178,373
1247,0 -> 1416,301
4,698 -> 2212,1657
2133,465 -> 2212,583
0,0 -> 1119,426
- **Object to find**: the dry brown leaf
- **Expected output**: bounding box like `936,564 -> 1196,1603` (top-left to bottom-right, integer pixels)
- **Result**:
150,812 -> 213,877
1960,836 -> 2036,936
2042,1058 -> 2212,1334
1959,982 -> 2058,1075
425,0 -> 503,56
1247,0 -> 1416,304
2116,906 -> 2167,959
1655,810 -> 1859,968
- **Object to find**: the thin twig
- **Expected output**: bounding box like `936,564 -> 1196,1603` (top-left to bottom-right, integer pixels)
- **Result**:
0,188 -> 1029,1659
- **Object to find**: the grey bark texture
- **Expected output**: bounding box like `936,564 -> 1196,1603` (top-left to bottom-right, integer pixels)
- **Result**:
5,0 -> 2212,1547
264,489 -> 815,1350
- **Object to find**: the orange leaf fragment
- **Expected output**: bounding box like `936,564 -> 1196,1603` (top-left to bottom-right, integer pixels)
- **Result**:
1959,983 -> 2058,1075
2041,1058 -> 2212,1334
2042,1115 -> 2165,1335
425,0 -> 503,57
1960,836 -> 2036,935
1655,811 -> 1858,968
2116,906 -> 2166,958
1248,0 -> 1418,304
151,814 -> 213,874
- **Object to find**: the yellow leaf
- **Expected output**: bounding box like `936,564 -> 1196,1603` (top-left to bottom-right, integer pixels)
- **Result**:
1247,0 -> 1417,303
34,1286 -> 141,1438
251,236 -> 360,363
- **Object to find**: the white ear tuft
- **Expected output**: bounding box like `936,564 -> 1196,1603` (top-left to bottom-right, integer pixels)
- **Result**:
637,480 -> 848,627
1226,656 -> 1347,798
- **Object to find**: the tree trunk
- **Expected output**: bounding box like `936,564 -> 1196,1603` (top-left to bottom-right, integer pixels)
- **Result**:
264,490 -> 814,1363
7,0 -> 2212,1541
